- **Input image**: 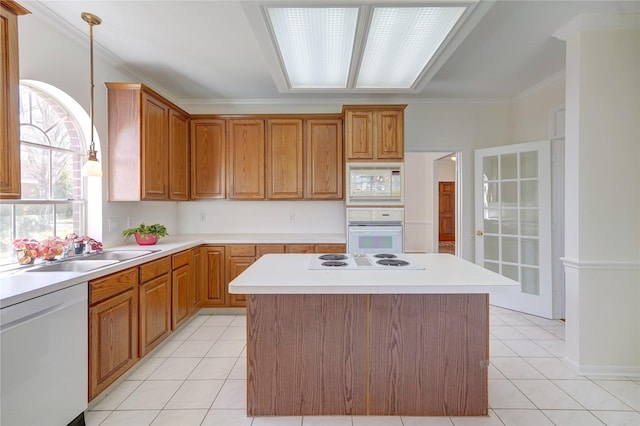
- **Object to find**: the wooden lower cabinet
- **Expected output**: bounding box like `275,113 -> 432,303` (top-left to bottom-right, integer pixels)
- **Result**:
171,250 -> 191,330
202,246 -> 226,306
139,257 -> 172,356
200,243 -> 345,308
190,247 -> 203,313
88,267 -> 139,401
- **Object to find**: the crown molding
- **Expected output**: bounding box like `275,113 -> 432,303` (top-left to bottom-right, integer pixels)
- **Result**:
554,13 -> 640,41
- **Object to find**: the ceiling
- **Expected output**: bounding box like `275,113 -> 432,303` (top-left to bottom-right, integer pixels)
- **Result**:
24,0 -> 640,103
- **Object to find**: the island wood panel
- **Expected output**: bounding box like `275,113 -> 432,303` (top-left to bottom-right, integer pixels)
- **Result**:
368,294 -> 489,416
247,294 -> 368,416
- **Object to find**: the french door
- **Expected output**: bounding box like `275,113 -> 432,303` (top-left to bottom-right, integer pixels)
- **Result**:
474,141 -> 553,318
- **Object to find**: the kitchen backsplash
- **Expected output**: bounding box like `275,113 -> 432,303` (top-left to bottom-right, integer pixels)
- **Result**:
177,200 -> 345,234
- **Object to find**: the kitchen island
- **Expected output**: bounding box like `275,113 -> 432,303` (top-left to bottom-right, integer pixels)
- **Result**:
229,253 -> 519,417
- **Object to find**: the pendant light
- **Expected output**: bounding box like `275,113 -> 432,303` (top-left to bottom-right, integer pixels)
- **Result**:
81,12 -> 102,177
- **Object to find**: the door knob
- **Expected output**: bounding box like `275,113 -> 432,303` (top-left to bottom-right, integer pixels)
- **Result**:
476,230 -> 484,236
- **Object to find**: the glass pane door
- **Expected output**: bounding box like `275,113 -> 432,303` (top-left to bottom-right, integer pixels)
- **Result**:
475,141 -> 552,318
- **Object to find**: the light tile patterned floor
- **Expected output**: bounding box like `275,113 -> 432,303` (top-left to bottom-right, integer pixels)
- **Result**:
86,307 -> 640,426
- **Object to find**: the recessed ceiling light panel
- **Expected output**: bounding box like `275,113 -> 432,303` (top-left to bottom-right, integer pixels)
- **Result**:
356,6 -> 467,89
267,7 -> 359,89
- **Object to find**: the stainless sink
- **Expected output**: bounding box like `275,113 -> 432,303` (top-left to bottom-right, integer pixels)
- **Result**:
86,250 -> 156,261
27,259 -> 119,273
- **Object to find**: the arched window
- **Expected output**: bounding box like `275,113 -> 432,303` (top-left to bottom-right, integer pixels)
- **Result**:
0,80 -> 98,265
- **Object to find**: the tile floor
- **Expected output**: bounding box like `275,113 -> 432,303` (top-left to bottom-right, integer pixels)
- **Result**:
85,306 -> 640,426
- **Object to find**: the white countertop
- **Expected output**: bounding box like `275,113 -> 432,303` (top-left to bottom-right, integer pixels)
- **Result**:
229,253 -> 520,294
0,233 -> 345,308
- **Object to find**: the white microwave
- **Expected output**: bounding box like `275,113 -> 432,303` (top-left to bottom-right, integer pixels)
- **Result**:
346,162 -> 404,206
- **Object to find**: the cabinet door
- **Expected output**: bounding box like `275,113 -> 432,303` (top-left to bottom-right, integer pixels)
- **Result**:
345,110 -> 373,160
191,119 -> 226,199
227,119 -> 265,199
89,287 -> 139,401
305,118 -> 343,199
227,257 -> 255,307
190,247 -> 203,313
266,119 -> 303,199
257,244 -> 285,257
172,264 -> 191,330
286,244 -> 315,253
203,246 -> 226,306
169,108 -> 190,200
375,110 -> 404,160
0,4 -> 26,199
141,93 -> 169,199
139,273 -> 172,356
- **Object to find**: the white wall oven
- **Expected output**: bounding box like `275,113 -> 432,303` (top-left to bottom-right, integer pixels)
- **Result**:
347,162 -> 404,206
347,208 -> 404,254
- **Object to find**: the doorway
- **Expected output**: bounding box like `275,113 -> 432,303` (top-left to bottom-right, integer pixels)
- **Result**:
404,151 -> 460,255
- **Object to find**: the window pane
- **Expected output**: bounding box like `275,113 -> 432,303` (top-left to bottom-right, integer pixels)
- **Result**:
56,204 -> 76,237
484,236 -> 499,261
501,208 -> 518,235
521,209 -> 538,236
21,125 -> 48,145
483,156 -> 498,180
521,180 -> 538,207
521,238 -> 539,266
520,151 -> 538,178
15,204 -> 54,241
484,261 -> 499,273
52,151 -> 74,199
502,264 -> 518,281
47,119 -> 73,150
521,267 -> 540,295
502,236 -> 518,263
500,153 -> 517,179
501,181 -> 517,205
0,205 -> 13,265
21,145 -> 51,199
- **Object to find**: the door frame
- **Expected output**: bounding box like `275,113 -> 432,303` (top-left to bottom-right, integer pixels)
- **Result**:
433,152 -> 461,255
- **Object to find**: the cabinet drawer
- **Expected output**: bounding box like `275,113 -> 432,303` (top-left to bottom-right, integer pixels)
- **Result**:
316,244 -> 346,254
172,250 -> 191,269
140,256 -> 171,282
89,267 -> 139,305
228,244 -> 256,257
257,244 -> 285,257
286,244 -> 315,253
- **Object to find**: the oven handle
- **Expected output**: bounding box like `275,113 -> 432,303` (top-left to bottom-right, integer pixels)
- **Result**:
348,221 -> 403,226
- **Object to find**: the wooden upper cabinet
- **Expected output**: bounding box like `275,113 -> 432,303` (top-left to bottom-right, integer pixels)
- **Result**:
169,109 -> 190,200
191,119 -> 226,199
375,109 -> 404,159
227,119 -> 265,199
0,2 -> 29,199
305,118 -> 343,199
106,82 -> 190,201
266,119 -> 303,199
343,105 -> 406,161
141,93 -> 169,200
344,110 -> 373,160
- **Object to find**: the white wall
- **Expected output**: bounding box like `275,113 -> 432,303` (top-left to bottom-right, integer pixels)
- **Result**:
512,72 -> 566,142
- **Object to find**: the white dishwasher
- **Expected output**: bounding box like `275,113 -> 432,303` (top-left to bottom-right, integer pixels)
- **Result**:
1,282 -> 88,426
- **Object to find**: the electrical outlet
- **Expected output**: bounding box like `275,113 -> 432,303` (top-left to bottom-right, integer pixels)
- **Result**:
108,218 -> 120,232
289,212 -> 295,223
200,212 -> 207,222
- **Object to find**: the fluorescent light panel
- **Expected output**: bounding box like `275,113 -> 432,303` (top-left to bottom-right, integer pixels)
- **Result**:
267,7 -> 358,88
356,7 -> 467,89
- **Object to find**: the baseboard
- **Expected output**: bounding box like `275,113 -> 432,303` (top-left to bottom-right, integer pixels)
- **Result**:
564,357 -> 640,378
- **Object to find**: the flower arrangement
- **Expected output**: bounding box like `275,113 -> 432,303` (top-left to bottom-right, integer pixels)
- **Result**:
38,236 -> 65,260
13,238 -> 40,265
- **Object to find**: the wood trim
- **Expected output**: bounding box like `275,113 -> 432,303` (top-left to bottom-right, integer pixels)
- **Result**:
192,113 -> 343,120
104,82 -> 188,116
1,1 -> 30,15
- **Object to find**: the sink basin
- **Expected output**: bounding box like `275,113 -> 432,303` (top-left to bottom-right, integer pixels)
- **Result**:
87,250 -> 156,261
27,259 -> 119,273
